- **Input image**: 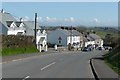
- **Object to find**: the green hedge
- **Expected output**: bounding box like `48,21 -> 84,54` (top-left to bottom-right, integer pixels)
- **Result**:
2,35 -> 39,56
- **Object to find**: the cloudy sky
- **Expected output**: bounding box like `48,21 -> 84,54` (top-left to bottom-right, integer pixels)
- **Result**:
2,2 -> 118,27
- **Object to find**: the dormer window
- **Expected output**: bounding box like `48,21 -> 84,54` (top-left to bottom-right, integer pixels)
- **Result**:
6,21 -> 13,27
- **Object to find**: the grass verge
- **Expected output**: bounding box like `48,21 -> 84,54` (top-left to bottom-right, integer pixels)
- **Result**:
2,47 -> 39,56
105,60 -> 120,75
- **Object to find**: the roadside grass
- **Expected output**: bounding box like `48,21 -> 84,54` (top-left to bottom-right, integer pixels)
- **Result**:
2,47 -> 39,56
104,45 -> 120,75
105,60 -> 120,75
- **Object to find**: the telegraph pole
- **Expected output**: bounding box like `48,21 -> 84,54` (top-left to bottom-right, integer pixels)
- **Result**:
34,13 -> 37,45
69,26 -> 72,51
70,26 -> 73,45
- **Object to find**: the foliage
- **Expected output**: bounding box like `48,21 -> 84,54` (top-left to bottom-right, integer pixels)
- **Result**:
2,35 -> 39,56
104,44 -> 120,75
2,46 -> 38,56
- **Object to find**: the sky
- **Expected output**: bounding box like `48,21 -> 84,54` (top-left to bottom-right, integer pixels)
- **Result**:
2,2 -> 118,27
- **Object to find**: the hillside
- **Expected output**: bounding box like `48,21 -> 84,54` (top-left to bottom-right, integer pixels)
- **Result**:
104,45 -> 120,75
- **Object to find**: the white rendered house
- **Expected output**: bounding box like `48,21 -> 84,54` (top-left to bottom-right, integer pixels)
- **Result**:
36,30 -> 47,52
47,28 -> 82,46
84,34 -> 103,48
7,21 -> 26,35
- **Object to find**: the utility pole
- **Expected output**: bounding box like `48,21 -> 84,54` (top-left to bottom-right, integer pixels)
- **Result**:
70,26 -> 73,45
34,13 -> 37,45
69,26 -> 72,51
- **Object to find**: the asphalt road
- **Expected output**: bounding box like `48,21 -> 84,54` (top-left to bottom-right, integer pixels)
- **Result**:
2,50 -> 105,78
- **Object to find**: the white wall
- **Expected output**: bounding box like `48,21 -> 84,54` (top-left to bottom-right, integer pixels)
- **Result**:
36,30 -> 47,52
47,29 -> 67,46
84,39 -> 103,47
84,41 -> 95,47
10,22 -> 16,28
67,36 -> 80,45
36,35 -> 47,46
7,30 -> 25,35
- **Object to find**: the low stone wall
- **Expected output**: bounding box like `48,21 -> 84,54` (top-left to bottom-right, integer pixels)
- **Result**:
2,35 -> 35,48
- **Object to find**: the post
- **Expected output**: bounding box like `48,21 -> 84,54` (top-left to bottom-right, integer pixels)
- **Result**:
34,13 -> 37,45
70,26 -> 72,45
69,26 -> 72,51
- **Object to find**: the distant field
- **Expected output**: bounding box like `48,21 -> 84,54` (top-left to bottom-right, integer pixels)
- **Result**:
88,27 -> 118,39
95,30 -> 118,39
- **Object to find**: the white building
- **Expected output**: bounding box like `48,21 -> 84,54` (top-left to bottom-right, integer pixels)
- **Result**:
0,10 -> 47,52
84,33 -> 103,48
7,21 -> 26,35
47,28 -> 82,46
0,10 -> 16,35
36,30 -> 47,52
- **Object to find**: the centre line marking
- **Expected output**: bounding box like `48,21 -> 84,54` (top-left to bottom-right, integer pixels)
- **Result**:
41,62 -> 56,70
23,76 -> 30,80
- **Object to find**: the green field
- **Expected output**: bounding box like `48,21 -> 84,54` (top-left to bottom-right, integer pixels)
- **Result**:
96,30 -> 118,39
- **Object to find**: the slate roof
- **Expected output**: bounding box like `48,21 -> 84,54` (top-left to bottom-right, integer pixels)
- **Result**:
69,30 -> 82,36
89,34 -> 101,40
57,29 -> 81,36
0,12 -> 43,36
58,29 -> 70,36
0,22 -> 8,35
84,33 -> 101,42
0,12 -> 16,28
15,22 -> 21,27
23,21 -> 41,30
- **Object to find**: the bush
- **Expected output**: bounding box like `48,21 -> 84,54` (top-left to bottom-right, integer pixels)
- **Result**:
2,35 -> 39,56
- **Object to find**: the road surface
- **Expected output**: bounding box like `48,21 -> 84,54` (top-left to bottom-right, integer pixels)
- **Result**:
2,50 -> 105,78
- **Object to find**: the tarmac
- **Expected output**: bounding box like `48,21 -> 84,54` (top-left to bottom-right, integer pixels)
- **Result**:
92,54 -> 120,80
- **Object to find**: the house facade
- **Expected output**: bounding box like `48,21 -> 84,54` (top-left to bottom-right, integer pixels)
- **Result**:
0,10 -> 47,52
84,33 -> 103,48
7,21 -> 26,35
47,28 -> 83,47
0,11 -> 16,35
36,30 -> 47,52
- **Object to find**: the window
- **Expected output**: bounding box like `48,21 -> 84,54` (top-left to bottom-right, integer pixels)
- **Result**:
59,40 -> 61,44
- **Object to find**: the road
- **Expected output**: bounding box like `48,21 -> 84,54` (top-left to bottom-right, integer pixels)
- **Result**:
2,50 -> 105,78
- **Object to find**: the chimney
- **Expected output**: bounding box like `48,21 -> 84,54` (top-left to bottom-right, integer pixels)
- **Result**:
20,18 -> 22,23
1,9 -> 4,13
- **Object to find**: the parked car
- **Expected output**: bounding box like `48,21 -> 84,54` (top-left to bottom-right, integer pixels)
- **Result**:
82,47 -> 91,52
97,47 -> 104,50
104,46 -> 112,51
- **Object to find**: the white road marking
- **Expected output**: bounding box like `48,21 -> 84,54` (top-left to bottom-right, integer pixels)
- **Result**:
23,76 -> 30,80
41,62 -> 56,71
12,60 -> 18,62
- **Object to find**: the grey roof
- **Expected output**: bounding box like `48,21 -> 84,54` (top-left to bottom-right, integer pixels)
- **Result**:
0,22 -> 8,35
58,29 -> 70,36
57,29 -> 81,36
23,21 -> 41,30
87,36 -> 94,41
0,12 -> 42,36
22,21 -> 41,36
68,30 -> 82,36
15,22 -> 21,27
84,34 -> 101,41
89,34 -> 101,40
0,12 -> 16,29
